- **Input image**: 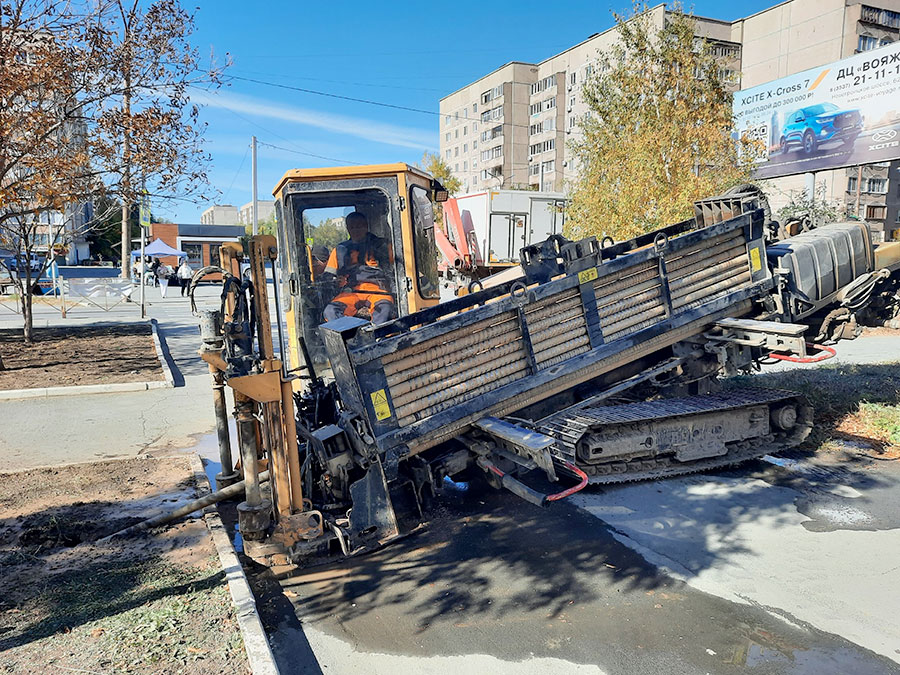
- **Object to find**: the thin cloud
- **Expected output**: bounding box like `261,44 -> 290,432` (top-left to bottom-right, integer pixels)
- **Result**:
194,90 -> 435,151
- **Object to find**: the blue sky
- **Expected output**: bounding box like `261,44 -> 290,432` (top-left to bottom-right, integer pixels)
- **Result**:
162,0 -> 776,223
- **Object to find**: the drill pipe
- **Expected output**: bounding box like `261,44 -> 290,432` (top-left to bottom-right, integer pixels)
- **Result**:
97,471 -> 271,542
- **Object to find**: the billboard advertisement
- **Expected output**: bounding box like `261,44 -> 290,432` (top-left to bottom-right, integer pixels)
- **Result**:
734,41 -> 900,179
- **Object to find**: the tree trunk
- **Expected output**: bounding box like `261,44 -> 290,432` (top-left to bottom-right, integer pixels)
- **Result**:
120,74 -> 132,279
22,281 -> 34,345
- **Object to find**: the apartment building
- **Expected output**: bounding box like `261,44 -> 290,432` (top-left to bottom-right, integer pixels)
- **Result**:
439,0 -> 900,239
238,200 -> 275,226
200,204 -> 240,226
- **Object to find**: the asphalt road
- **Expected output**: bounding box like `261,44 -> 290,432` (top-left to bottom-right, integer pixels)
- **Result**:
248,461 -> 900,675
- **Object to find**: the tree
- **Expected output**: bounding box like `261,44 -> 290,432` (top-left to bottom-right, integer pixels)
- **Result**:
97,1 -> 226,279
0,2 -> 116,345
0,1 -> 223,346
567,4 -> 754,241
417,152 -> 461,231
418,151 -> 461,196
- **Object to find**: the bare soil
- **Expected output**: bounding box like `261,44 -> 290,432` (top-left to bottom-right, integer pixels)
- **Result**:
0,324 -> 163,390
0,457 -> 248,674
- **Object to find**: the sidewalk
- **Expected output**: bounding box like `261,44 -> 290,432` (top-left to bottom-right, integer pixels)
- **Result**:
0,286 -> 223,470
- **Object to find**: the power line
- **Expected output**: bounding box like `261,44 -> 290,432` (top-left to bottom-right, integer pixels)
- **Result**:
256,141 -> 361,167
228,75 -> 442,117
228,69 -> 445,93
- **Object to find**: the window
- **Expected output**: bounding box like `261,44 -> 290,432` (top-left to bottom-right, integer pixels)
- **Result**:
463,126 -> 467,136
529,164 -> 540,176
482,90 -> 492,104
544,97 -> 556,110
482,110 -> 491,123
183,243 -> 203,267
858,35 -> 880,51
473,159 -> 477,168
529,102 -> 541,116
409,185 -> 440,299
568,115 -> 576,132
445,132 -> 450,141
455,146 -> 459,157
454,111 -> 458,120
445,149 -> 451,159
848,176 -> 858,193
868,178 -> 887,193
455,129 -> 459,139
473,122 -> 478,131
585,64 -> 593,76
529,139 -> 555,155
473,140 -> 477,149
544,117 -> 555,132
445,115 -> 450,126
473,103 -> 477,113
867,205 -> 887,219
463,161 -> 467,170
569,72 -> 576,85
455,163 -> 458,171
491,106 -> 502,121
861,6 -> 900,28
530,121 -> 543,135
542,160 -> 555,172
209,244 -> 221,268
569,96 -> 575,110
463,143 -> 467,152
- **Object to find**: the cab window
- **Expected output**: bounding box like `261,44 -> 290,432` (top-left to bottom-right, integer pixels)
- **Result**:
409,185 -> 440,299
288,189 -> 398,330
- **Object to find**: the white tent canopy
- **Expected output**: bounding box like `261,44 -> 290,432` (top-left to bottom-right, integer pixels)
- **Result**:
131,238 -> 187,258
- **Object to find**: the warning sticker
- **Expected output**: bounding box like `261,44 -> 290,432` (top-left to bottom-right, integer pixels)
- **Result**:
370,388 -> 392,421
749,247 -> 762,273
578,267 -> 599,284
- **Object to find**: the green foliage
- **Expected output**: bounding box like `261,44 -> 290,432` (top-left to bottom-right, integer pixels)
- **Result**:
418,152 -> 461,195
775,182 -> 845,228
567,4 -> 753,241
306,218 -> 347,249
243,215 -> 277,238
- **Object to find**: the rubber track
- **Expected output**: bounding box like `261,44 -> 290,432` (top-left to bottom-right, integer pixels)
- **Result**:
540,388 -> 812,486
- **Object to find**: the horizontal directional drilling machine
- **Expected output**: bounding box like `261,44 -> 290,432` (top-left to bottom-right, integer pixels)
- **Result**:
191,164 -> 900,567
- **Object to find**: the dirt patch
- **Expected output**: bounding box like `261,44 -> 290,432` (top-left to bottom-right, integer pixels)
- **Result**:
0,457 -> 248,674
727,362 -> 900,460
0,323 -> 164,390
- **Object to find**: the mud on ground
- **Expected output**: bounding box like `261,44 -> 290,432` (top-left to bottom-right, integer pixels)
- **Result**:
0,457 -> 248,674
0,324 -> 163,390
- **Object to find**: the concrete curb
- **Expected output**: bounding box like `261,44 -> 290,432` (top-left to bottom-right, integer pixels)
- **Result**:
0,320 -> 172,400
188,453 -> 280,675
149,318 -> 176,387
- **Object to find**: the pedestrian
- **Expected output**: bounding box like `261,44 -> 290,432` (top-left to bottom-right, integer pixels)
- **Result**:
150,257 -> 161,287
177,258 -> 193,297
156,262 -> 172,298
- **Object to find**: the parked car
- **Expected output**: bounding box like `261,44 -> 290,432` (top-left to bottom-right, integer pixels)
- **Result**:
0,252 -> 45,275
779,102 -> 863,155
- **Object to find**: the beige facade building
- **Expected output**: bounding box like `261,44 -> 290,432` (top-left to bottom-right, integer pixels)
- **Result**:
238,200 -> 275,226
439,0 -> 900,239
200,204 -> 239,226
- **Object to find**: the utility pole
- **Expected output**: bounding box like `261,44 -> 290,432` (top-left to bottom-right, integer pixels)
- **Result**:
251,135 -> 259,236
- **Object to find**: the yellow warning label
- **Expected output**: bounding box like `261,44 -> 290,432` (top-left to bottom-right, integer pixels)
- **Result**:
370,388 -> 392,421
578,267 -> 599,284
749,247 -> 762,273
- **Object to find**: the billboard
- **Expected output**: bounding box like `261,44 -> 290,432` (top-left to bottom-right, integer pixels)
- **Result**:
733,41 -> 900,180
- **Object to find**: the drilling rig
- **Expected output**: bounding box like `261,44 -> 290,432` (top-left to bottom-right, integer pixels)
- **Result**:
190,165 -> 900,567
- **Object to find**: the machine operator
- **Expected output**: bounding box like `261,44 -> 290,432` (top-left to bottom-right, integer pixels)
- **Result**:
322,211 -> 396,324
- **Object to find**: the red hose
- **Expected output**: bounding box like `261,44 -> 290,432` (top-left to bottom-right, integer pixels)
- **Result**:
546,461 -> 589,502
767,342 -> 836,364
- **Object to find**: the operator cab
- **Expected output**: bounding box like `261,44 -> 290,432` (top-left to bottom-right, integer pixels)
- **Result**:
273,164 -> 445,369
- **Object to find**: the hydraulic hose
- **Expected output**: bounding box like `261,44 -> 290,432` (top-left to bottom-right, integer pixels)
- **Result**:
767,342 -> 836,363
